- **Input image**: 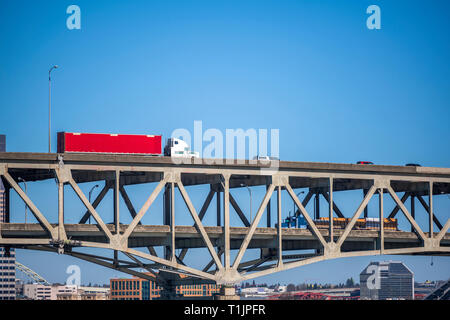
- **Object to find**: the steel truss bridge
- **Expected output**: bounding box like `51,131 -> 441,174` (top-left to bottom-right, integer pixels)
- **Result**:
0,153 -> 449,290
15,261 -> 50,285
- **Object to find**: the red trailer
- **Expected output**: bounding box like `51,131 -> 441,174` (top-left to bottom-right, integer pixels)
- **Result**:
57,132 -> 162,155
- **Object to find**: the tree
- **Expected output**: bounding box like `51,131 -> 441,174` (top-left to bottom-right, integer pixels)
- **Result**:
287,283 -> 296,292
345,278 -> 355,287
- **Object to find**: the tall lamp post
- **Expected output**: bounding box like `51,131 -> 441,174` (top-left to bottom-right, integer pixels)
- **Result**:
18,177 -> 28,224
88,184 -> 99,224
48,65 -> 59,153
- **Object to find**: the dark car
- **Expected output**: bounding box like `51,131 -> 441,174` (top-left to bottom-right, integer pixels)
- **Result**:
405,163 -> 421,167
356,161 -> 374,165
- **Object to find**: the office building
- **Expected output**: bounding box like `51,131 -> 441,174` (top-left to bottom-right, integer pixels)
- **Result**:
110,273 -> 220,300
360,261 -> 414,300
57,286 -> 110,300
23,283 -> 52,300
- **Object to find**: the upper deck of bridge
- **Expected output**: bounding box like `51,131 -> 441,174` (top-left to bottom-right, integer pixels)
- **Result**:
1,152 -> 449,194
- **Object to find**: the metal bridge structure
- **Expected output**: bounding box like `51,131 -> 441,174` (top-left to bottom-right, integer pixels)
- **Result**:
15,261 -> 50,285
0,153 -> 449,292
424,279 -> 450,300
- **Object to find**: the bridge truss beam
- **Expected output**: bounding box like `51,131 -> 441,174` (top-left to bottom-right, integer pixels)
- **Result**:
0,156 -> 449,286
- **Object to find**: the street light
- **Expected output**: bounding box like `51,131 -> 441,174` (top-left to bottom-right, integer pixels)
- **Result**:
18,177 -> 28,224
48,65 -> 59,153
240,184 -> 252,222
88,184 -> 99,224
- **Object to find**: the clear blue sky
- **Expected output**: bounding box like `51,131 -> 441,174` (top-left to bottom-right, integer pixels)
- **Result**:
1,0 -> 449,286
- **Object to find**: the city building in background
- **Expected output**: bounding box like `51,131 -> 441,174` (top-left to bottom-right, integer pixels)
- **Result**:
22,283 -> 109,300
57,286 -> 110,300
360,261 -> 414,300
110,273 -> 220,300
0,134 -> 15,301
23,283 -> 52,300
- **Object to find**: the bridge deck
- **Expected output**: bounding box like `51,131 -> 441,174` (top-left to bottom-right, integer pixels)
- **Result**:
1,152 -> 449,194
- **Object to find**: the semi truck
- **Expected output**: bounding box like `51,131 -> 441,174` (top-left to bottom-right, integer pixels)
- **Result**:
57,132 -> 199,158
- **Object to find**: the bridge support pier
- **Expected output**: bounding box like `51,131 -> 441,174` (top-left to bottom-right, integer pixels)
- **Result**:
215,286 -> 240,300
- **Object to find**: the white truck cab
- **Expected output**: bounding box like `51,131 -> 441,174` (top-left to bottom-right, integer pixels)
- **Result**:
164,138 -> 199,158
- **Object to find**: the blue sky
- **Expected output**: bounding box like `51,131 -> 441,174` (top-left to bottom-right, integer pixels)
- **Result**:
1,0 -> 449,286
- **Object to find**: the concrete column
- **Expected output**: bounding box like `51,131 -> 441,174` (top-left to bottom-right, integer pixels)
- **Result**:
277,186 -> 282,266
58,181 -> 66,241
171,182 -> 175,262
164,184 -> 172,260
215,286 -> 240,300
223,175 -> 230,269
379,189 -> 384,253
114,170 -> 120,234
429,182 -> 433,238
329,178 -> 333,242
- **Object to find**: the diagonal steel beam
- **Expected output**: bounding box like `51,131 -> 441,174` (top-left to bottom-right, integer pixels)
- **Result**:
23,245 -> 166,284
126,247 -> 217,281
240,256 -> 271,273
199,189 -> 215,221
69,178 -> 114,240
416,195 -> 444,230
241,255 -> 326,281
122,252 -> 167,286
320,190 -> 345,218
178,189 -> 215,262
203,248 -> 224,273
436,219 -> 450,242
286,184 -> 328,248
177,181 -> 224,271
387,192 -> 409,219
1,171 -> 56,238
387,186 -> 427,241
232,184 -> 275,270
336,185 -> 376,248
79,181 -> 111,224
68,251 -> 162,283
120,185 -> 158,256
119,185 -> 140,221
122,178 -> 167,240
293,190 -> 313,218
229,193 -> 251,227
